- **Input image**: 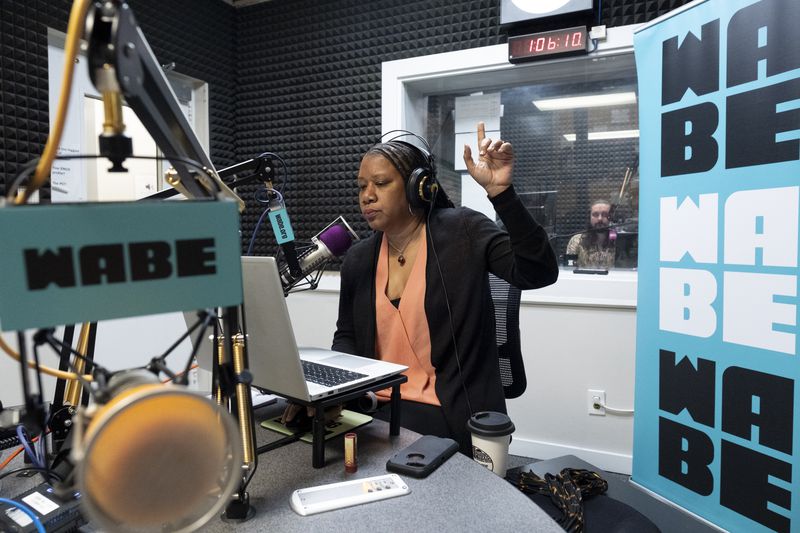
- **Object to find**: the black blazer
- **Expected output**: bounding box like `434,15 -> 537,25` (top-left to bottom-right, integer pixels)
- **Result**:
333,185 -> 558,452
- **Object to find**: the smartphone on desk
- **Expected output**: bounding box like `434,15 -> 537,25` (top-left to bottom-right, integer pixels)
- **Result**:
386,435 -> 459,478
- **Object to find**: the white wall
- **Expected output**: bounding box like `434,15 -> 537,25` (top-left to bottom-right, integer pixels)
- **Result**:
1,331 -> 60,408
509,301 -> 636,473
0,314 -> 197,407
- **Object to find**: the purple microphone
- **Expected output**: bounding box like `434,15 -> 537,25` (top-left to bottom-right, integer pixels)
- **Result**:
279,217 -> 358,292
317,223 -> 353,256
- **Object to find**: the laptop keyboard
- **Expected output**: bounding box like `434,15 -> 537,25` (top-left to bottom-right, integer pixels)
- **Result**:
301,360 -> 368,387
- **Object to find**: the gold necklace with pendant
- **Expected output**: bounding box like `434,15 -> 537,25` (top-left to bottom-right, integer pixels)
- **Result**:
387,222 -> 422,266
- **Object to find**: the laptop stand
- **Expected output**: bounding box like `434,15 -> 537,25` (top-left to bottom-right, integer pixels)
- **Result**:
257,374 -> 407,468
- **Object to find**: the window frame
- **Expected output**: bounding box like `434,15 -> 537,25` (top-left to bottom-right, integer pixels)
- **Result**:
381,24 -> 641,309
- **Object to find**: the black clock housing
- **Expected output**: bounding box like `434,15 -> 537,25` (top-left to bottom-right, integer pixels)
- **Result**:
508,26 -> 589,63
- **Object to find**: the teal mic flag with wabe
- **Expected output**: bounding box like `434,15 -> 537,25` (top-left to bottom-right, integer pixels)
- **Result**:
0,200 -> 243,331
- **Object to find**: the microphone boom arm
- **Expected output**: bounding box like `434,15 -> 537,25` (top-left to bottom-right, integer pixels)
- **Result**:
144,154 -> 277,200
85,0 -> 243,210
81,1 -> 258,520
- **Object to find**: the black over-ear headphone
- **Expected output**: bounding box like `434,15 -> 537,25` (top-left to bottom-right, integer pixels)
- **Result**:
381,130 -> 439,210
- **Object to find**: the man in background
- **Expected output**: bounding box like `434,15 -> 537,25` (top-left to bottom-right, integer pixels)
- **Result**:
566,199 -> 615,269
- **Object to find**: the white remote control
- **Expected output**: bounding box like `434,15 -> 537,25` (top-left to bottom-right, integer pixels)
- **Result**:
289,474 -> 410,516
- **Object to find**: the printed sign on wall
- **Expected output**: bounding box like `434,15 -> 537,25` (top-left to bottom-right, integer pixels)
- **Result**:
633,0 -> 798,531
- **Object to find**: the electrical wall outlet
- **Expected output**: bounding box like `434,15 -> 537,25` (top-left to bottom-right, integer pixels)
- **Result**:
587,389 -> 606,416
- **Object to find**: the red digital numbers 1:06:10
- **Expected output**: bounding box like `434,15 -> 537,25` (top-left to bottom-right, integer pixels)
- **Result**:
507,27 -> 589,63
528,31 -> 584,53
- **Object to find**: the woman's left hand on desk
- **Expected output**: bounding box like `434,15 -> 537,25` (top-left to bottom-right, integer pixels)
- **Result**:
280,402 -> 344,430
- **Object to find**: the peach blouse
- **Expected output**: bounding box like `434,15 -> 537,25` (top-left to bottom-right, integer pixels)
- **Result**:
374,230 -> 440,405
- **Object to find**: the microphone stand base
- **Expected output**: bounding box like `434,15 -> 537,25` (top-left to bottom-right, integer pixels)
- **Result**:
221,494 -> 256,523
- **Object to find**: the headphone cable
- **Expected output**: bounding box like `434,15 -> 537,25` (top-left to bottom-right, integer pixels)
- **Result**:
426,189 -> 474,417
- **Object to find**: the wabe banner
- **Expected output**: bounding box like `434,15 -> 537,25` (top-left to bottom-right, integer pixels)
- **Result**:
633,0 -> 799,531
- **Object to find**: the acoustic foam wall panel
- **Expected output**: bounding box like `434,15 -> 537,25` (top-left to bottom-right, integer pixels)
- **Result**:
234,0 -> 691,259
0,0 -> 54,200
0,0 -> 236,198
1,0 -> 689,257
235,0 -> 502,258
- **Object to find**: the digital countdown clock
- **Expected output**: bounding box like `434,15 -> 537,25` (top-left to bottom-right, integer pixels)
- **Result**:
508,26 -> 588,63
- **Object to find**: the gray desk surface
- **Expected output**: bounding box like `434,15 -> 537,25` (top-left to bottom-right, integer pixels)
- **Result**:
1,401 -> 561,532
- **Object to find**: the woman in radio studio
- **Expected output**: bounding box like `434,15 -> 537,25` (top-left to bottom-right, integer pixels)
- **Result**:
327,122 -> 559,454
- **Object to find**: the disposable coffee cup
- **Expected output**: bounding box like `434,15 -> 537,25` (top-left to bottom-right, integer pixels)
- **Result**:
466,411 -> 515,477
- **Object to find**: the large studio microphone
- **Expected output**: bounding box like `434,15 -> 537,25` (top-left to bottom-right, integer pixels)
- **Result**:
61,370 -> 243,533
279,216 -> 359,294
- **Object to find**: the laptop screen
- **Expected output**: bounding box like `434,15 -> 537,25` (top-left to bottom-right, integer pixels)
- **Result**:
187,256 -> 406,401
186,256 -> 310,398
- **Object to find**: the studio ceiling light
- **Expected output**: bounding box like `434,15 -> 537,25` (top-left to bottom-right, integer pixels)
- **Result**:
533,92 -> 637,111
563,129 -> 640,141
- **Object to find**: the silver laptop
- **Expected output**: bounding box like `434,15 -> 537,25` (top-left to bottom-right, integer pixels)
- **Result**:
187,256 -> 407,401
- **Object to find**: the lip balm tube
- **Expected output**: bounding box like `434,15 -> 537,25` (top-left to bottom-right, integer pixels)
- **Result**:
344,432 -> 357,473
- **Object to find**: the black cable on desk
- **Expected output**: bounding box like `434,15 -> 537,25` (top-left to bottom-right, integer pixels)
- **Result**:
0,466 -> 63,484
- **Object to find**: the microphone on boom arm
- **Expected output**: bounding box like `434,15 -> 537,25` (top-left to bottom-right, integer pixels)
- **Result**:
279,216 -> 359,295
